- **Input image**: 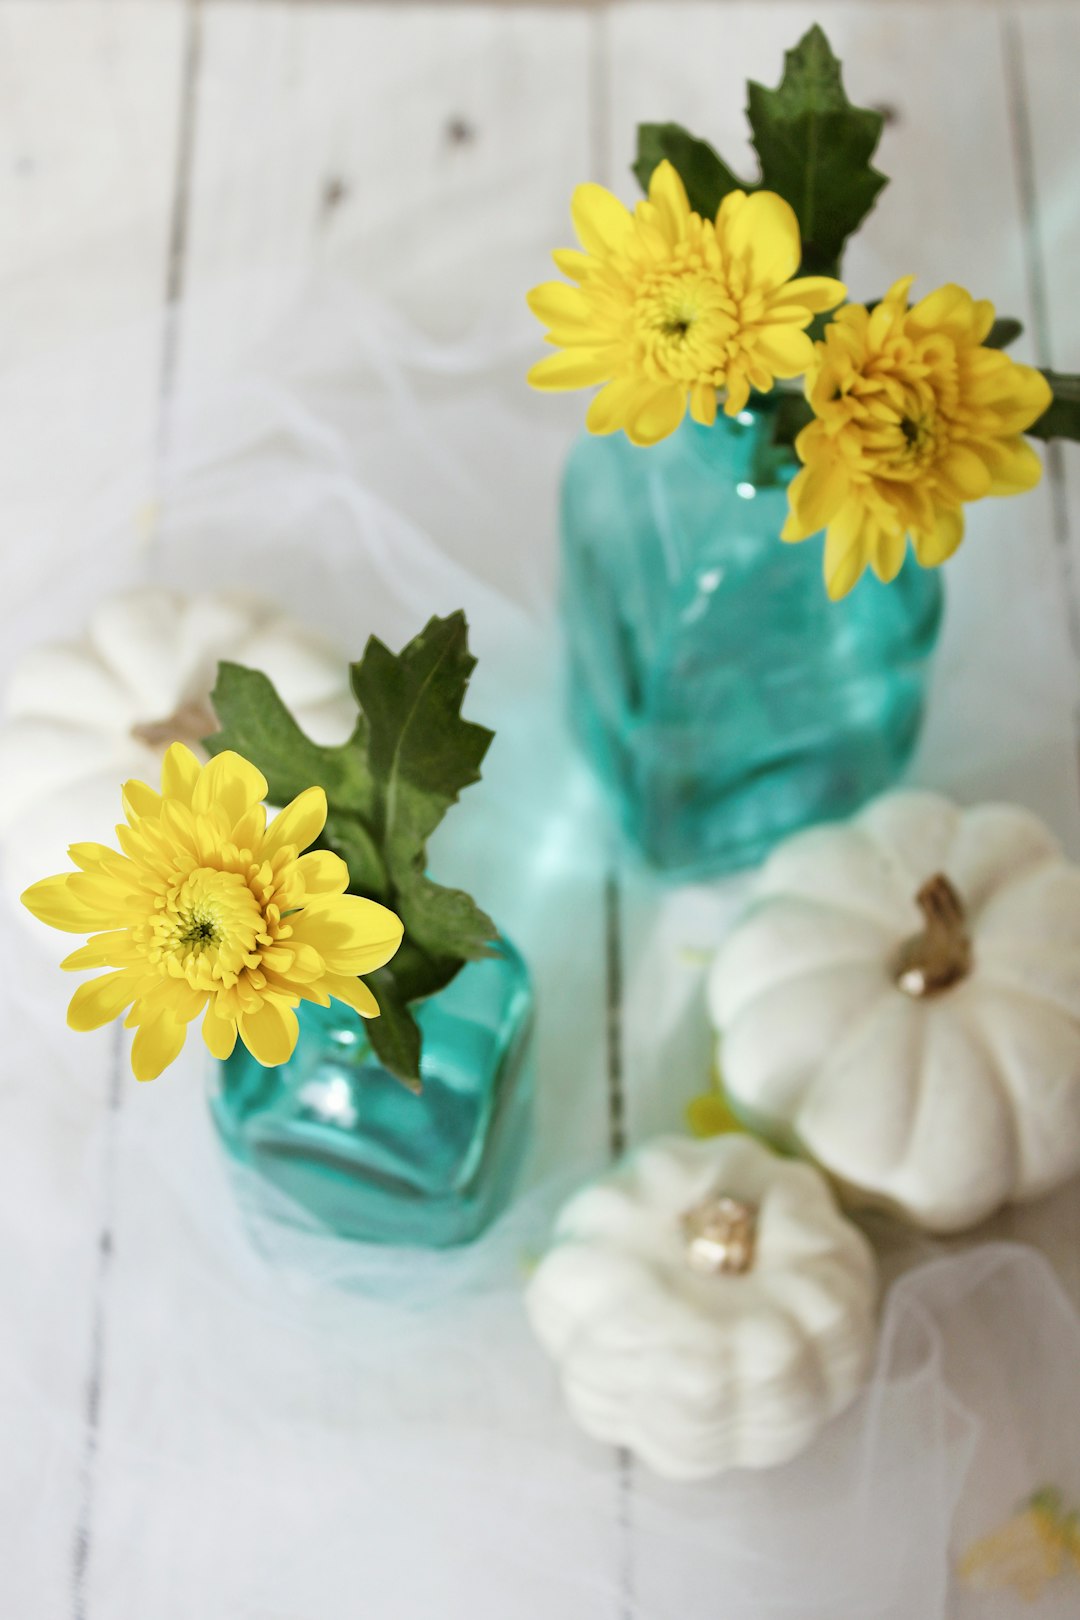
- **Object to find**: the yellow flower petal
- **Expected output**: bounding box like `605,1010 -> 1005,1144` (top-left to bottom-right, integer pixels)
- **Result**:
869,528 -> 907,584
936,445 -> 992,504
781,276 -> 847,315
647,159 -> 692,242
785,456 -> 850,538
202,1001 -> 238,1061
722,189 -> 801,290
570,182 -> 634,258
552,248 -> 590,281
527,350 -> 615,392
131,1014 -> 188,1082
913,506 -> 965,568
21,874 -> 100,933
238,997 -> 300,1068
160,741 -> 202,805
191,750 -> 268,822
586,378 -> 651,436
526,281 -> 594,336
61,932 -> 136,971
751,326 -> 815,378
263,786 -> 328,858
626,385 -> 686,447
689,382 -> 718,427
324,972 -> 381,1019
122,779 -> 162,823
68,971 -> 139,1032
294,850 -> 350,896
290,896 -> 404,975
981,435 -> 1044,496
824,505 -> 871,600
686,1090 -> 742,1138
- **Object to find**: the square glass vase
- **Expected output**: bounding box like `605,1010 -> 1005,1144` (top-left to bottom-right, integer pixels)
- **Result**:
208,938 -> 535,1248
561,402 -> 944,877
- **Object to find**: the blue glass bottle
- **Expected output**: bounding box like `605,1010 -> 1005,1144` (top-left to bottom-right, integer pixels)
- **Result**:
209,939 -> 534,1247
561,401 -> 944,876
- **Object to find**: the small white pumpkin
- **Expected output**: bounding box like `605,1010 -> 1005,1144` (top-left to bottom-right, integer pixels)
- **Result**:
526,1134 -> 876,1480
708,791 -> 1080,1233
0,587 -> 352,927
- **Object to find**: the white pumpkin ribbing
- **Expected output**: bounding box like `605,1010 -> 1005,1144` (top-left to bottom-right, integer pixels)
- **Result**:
708,791 -> 1080,1233
526,1134 -> 877,1480
0,588 -> 352,934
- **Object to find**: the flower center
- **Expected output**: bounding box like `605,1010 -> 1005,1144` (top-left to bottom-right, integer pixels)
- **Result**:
151,867 -> 271,992
635,269 -> 737,381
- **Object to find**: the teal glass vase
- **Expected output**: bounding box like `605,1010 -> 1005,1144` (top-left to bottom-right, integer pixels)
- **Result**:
208,939 -> 534,1247
561,401 -> 944,876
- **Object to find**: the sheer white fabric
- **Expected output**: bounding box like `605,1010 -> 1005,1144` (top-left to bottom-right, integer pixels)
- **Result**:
1,281 -> 1079,1619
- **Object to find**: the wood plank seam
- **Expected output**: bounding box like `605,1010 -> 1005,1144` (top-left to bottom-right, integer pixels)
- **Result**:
69,8 -> 206,1610
1001,8 -> 1080,750
594,6 -> 637,1608
70,1027 -> 124,1620
156,0 -> 204,498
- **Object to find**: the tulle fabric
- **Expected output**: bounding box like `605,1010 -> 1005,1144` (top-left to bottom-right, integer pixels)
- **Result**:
1,278 -> 1079,1618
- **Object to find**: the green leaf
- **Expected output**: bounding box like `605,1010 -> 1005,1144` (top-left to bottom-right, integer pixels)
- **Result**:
207,663 -> 374,819
320,811 -> 389,903
396,870 -> 497,970
746,24 -> 887,277
351,611 -> 493,877
633,122 -> 749,216
1028,371 -> 1080,442
208,612 -> 498,1093
365,972 -> 423,1092
985,316 -> 1023,351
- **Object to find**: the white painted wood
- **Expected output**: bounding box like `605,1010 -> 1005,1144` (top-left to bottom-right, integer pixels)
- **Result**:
1,5 -> 1079,1615
0,9 -> 186,1620
177,1 -> 598,376
1005,0 -> 1080,1303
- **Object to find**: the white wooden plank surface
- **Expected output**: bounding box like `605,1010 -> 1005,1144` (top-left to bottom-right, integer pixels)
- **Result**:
0,10 -> 186,1620
1,4 -> 1079,1617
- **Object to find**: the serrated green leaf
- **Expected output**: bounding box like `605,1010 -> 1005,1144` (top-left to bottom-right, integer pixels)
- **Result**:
747,24 -> 887,278
366,972 -> 423,1090
985,316 -> 1024,351
633,122 -> 749,216
1028,371 -> 1080,442
396,870 -> 497,970
351,611 -> 493,877
207,662 -> 374,818
320,811 -> 389,902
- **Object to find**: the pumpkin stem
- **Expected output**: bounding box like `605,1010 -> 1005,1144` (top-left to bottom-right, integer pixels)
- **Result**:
894,873 -> 973,998
680,1194 -> 757,1275
131,699 -> 217,754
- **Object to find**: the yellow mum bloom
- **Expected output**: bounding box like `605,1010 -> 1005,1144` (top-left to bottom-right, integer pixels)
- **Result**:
527,160 -> 845,447
22,744 -> 403,1081
782,275 -> 1053,599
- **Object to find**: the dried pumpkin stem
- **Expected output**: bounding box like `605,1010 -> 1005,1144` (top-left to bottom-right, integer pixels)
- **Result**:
894,873 -> 973,998
131,699 -> 217,753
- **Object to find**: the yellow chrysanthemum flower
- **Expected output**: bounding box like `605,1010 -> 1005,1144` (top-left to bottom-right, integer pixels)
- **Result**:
959,1489 -> 1077,1602
782,275 -> 1053,599
22,744 -> 403,1081
527,160 -> 845,447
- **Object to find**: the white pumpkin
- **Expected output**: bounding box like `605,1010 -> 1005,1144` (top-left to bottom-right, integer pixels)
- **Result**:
525,1134 -> 876,1480
708,791 -> 1080,1234
0,587 -> 352,929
